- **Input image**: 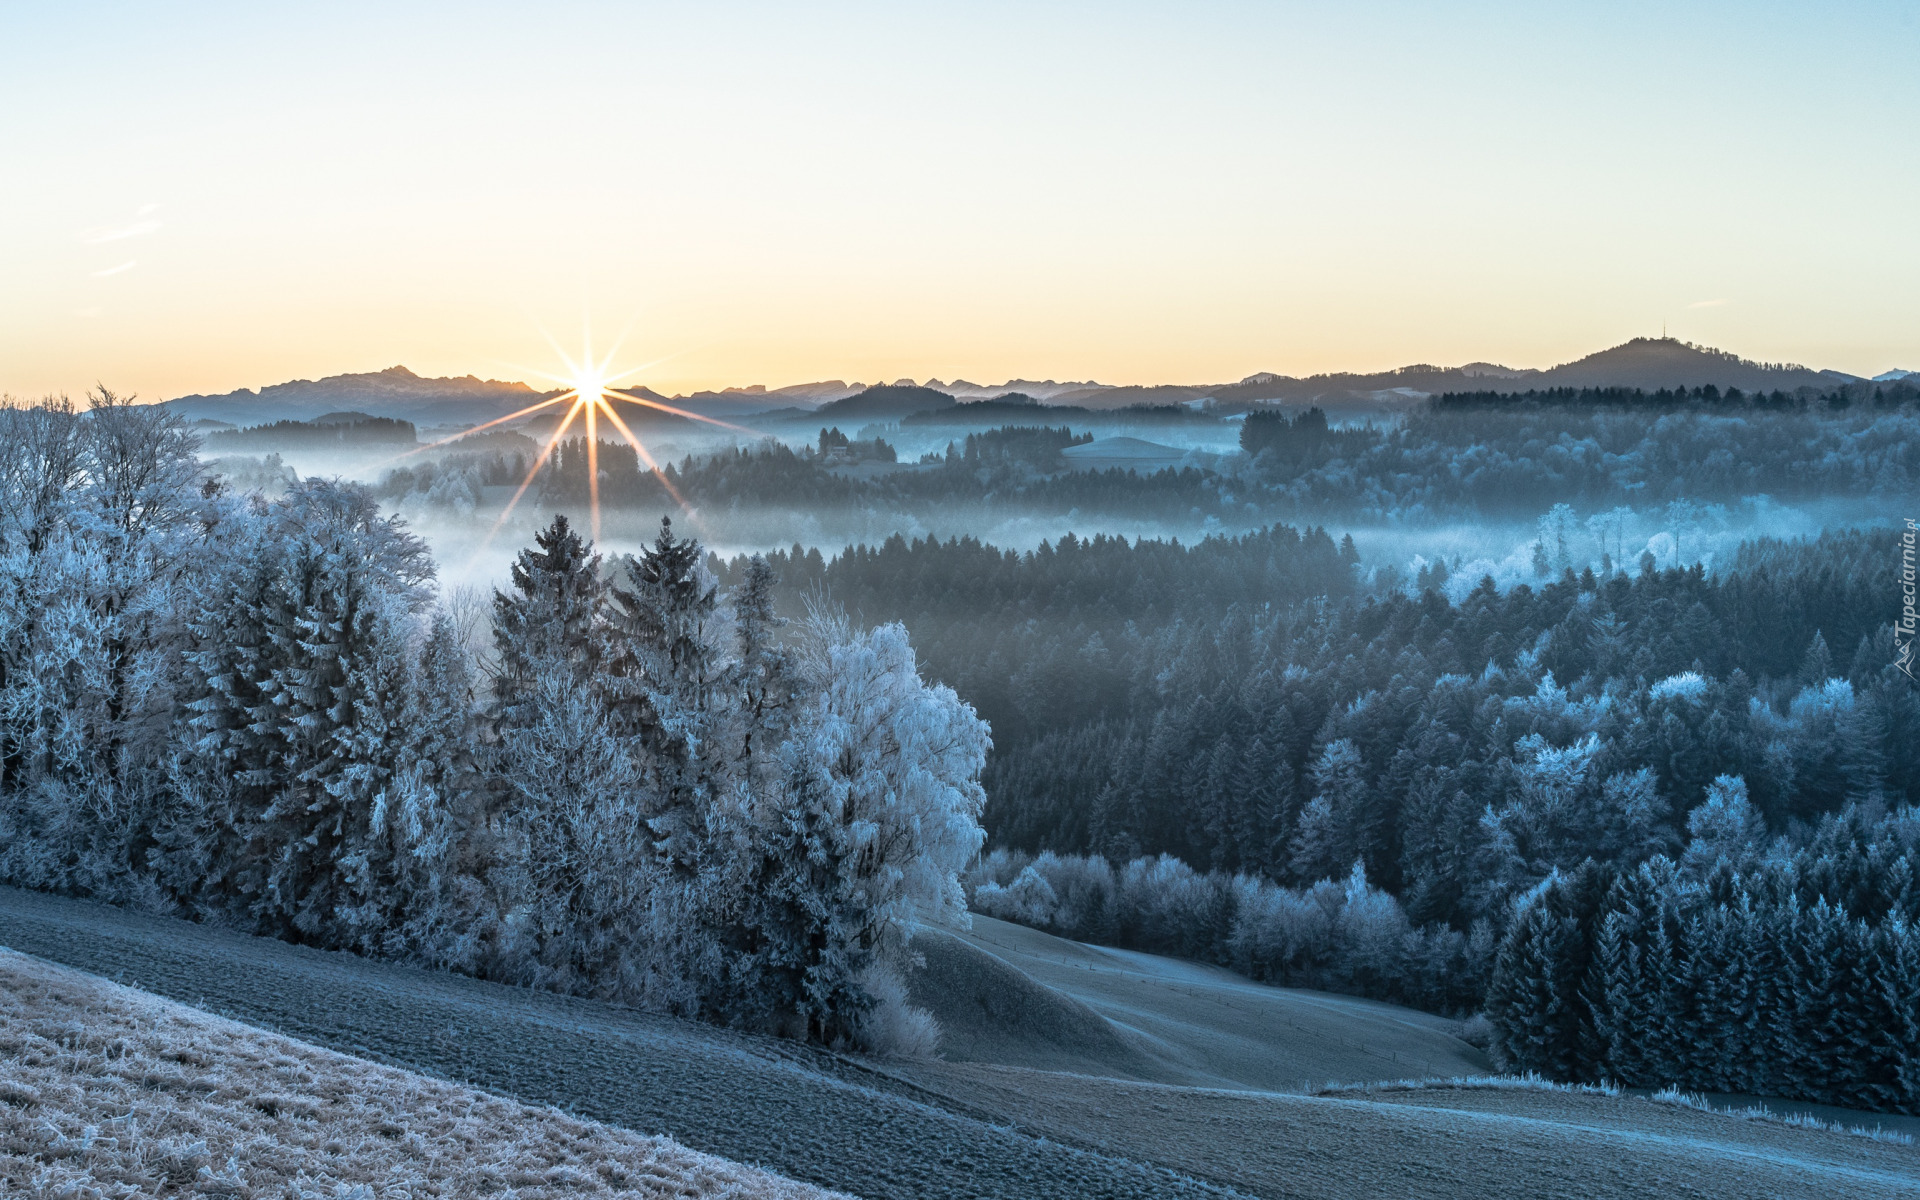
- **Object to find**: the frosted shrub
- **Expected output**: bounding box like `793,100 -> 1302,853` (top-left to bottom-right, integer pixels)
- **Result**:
1648,671 -> 1709,705
852,965 -> 942,1059
975,849 -> 1481,1012
980,866 -> 1060,927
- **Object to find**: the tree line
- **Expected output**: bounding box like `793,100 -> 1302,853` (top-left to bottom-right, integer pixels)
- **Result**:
1488,798 -> 1920,1113
0,394 -> 988,1050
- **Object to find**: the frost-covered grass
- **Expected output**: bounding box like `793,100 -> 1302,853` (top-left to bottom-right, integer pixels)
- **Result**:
1310,1073 -> 1915,1146
1650,1085 -> 1916,1146
0,949 -> 841,1199
1310,1072 -> 1620,1098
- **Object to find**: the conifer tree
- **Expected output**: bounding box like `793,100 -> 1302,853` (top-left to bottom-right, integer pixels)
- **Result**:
606,517 -> 723,874
491,513 -> 606,722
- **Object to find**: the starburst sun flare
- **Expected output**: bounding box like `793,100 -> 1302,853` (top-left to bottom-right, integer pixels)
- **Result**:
384,337 -> 759,555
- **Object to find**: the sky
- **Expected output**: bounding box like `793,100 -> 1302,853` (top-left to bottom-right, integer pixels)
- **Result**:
3,1 -> 1916,401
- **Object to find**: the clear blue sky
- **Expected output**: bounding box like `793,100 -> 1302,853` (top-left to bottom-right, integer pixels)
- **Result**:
3,1 -> 1914,398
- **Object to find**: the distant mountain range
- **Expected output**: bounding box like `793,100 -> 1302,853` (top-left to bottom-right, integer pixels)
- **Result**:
161,339 -> 1907,430
167,366 -> 544,428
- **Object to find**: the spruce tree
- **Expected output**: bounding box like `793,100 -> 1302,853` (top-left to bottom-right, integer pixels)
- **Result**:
492,513 -> 606,724
606,517 -> 722,874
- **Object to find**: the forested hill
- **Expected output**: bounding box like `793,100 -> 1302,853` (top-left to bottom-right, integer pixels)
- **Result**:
381,388 -> 1918,538
719,526 -> 1911,921
736,523 -> 1918,1114
1428,377 -> 1920,412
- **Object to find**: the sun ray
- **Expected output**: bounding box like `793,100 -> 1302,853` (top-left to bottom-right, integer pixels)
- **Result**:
460,330 -> 727,568
604,389 -> 761,435
474,395 -> 586,557
594,395 -> 691,512
364,392 -> 572,472
585,391 -> 601,543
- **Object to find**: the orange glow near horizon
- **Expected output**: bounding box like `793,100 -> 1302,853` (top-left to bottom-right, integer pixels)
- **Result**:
5,6 -> 1914,401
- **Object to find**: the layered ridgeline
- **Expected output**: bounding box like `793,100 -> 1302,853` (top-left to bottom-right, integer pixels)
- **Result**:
166,337 -> 1898,428
0,394 -> 987,1050
372,380 -> 1920,539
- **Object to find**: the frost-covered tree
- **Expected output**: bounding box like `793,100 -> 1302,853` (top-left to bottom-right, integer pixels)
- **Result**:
1291,739 -> 1365,883
798,620 -> 989,940
0,392 -> 203,897
166,479 -> 434,935
491,513 -> 607,721
1679,775 -> 1769,879
605,517 -> 724,875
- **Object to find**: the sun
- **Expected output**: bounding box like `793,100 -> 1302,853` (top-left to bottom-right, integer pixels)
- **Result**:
368,331 -> 761,558
375,329 -> 760,555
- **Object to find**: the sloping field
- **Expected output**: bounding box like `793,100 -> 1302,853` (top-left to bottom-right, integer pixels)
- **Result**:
884,1062 -> 1920,1200
913,914 -> 1489,1089
0,887 -> 1228,1200
4,887 -> 1916,1199
0,949 -> 838,1198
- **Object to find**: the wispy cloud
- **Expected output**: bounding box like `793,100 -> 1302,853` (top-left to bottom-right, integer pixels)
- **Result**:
92,260 -> 137,277
79,205 -> 162,245
1686,298 -> 1727,309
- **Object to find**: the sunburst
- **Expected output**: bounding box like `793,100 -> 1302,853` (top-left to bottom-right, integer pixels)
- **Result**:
442,332 -> 761,554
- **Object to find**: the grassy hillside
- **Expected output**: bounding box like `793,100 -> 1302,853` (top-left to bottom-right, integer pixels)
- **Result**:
910,915 -> 1488,1089
0,949 -> 836,1198
0,887 -> 1234,1200
3,888 -> 1915,1199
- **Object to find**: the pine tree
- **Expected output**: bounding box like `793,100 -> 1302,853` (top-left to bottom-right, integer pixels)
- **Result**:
491,513 -> 606,723
1793,898 -> 1852,1105
730,748 -> 871,1042
1590,906 -> 1644,1084
1801,630 -> 1834,686
1487,887 -> 1572,1076
731,554 -> 796,786
382,610 -> 486,962
311,597 -> 418,949
606,517 -> 722,874
248,484 -> 434,943
1291,739 -> 1364,883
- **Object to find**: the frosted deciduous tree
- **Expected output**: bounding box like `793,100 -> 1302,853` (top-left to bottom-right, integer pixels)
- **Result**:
1679,775 -> 1769,879
0,392 -> 202,898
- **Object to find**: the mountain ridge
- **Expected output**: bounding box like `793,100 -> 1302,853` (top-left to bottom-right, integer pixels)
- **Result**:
159,338 -> 1877,428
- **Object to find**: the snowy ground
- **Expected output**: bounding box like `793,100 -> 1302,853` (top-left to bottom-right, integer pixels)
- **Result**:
0,949 -> 839,1198
3,887 -> 1916,1199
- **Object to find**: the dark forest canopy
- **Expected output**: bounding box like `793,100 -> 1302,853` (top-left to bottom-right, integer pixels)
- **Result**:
717,525 -> 1912,925
711,522 -> 1920,1112
206,414 -> 418,451
1428,378 -> 1920,412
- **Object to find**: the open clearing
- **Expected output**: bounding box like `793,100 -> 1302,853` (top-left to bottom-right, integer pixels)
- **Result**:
911,914 -> 1489,1089
3,886 -> 1916,1198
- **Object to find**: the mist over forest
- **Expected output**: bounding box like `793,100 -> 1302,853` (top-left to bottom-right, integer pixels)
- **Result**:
6,341 -> 1920,1133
